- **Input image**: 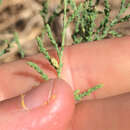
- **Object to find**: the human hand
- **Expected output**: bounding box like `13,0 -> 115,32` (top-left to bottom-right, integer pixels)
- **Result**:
0,36 -> 130,130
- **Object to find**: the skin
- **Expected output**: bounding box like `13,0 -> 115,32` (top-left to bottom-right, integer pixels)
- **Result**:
0,36 -> 130,129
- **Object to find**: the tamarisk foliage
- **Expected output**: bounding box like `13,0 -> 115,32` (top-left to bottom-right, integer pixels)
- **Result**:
27,0 -> 105,101
72,0 -> 130,43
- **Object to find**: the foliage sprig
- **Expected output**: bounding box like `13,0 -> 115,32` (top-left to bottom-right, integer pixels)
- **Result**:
27,0 -> 129,101
27,61 -> 49,80
74,84 -> 103,101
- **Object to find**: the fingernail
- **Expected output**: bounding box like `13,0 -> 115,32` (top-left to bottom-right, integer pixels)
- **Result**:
23,80 -> 55,110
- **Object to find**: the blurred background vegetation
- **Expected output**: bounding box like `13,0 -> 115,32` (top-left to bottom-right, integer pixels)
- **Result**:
0,0 -> 129,64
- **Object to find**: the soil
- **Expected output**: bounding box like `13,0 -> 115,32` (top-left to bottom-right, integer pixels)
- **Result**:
0,0 -> 130,64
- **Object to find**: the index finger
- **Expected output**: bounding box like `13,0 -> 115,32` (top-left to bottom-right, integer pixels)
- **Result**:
61,36 -> 130,99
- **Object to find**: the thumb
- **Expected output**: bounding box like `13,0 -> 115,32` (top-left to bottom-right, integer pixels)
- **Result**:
0,79 -> 75,130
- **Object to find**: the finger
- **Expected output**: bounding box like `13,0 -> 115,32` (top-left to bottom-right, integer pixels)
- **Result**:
71,92 -> 130,130
62,36 -> 130,99
0,79 -> 75,130
0,50 -> 58,101
0,36 -> 130,101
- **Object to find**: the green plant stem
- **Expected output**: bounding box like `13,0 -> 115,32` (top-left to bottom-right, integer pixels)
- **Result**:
58,0 -> 68,77
45,24 -> 60,55
74,84 -> 103,101
27,61 -> 49,80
